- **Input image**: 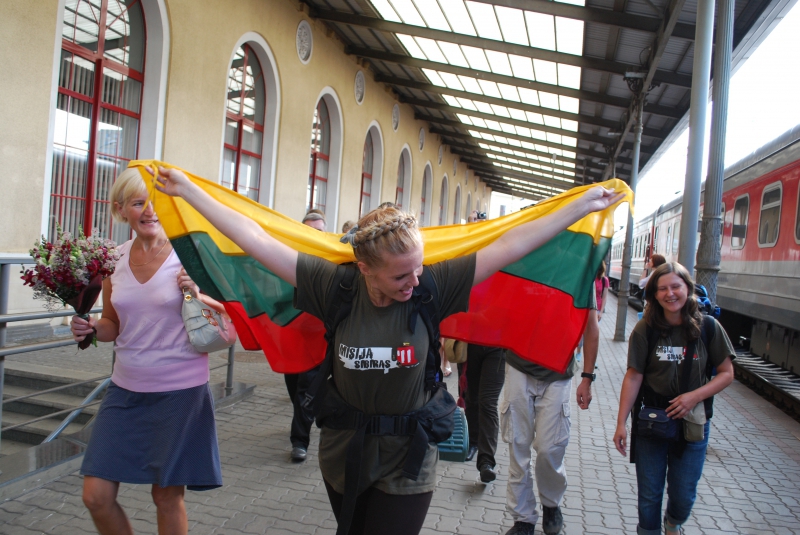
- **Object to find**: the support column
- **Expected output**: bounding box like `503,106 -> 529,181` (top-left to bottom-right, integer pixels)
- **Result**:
696,0 -> 734,303
678,0 -> 716,273
614,99 -> 644,341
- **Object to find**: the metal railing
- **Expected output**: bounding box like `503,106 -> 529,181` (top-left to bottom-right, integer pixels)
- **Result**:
0,256 -> 238,453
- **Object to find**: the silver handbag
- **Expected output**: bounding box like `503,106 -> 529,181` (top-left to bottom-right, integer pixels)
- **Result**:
181,288 -> 236,353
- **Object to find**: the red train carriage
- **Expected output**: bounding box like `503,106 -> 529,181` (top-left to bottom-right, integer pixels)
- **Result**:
610,124 -> 800,371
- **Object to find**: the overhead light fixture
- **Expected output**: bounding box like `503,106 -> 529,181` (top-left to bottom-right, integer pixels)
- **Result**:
624,71 -> 646,79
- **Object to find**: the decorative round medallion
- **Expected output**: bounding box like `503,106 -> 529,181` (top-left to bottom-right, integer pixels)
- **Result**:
354,70 -> 365,105
418,128 -> 425,151
453,157 -> 458,177
391,104 -> 400,132
296,20 -> 313,64
438,145 -> 444,165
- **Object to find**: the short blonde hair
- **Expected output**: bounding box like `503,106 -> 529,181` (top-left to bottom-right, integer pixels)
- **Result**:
109,167 -> 148,222
352,206 -> 422,267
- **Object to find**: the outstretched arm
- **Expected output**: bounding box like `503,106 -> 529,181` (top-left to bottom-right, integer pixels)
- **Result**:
473,187 -> 623,285
154,167 -> 298,287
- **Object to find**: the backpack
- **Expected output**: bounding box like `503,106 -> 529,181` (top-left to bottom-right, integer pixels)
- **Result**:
301,263 -> 455,535
694,284 -> 721,318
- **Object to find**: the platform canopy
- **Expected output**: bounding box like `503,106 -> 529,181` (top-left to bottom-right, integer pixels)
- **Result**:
303,0 -> 792,201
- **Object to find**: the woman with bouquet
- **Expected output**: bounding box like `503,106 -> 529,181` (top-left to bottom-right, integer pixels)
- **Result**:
70,168 -> 228,535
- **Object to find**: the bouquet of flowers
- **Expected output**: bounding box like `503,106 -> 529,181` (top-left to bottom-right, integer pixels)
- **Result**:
21,226 -> 120,349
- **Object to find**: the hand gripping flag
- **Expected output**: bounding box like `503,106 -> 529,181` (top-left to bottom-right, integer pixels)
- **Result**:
132,161 -> 632,374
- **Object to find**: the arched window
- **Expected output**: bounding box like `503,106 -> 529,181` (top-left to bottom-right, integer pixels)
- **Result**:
222,44 -> 265,202
395,155 -> 405,209
420,165 -> 432,226
308,99 -> 330,212
360,133 -> 373,218
438,176 -> 449,226
49,0 -> 145,242
466,192 -> 472,218
453,185 -> 462,224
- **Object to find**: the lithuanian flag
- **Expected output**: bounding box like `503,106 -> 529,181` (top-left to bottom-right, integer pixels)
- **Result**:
132,161 -> 631,374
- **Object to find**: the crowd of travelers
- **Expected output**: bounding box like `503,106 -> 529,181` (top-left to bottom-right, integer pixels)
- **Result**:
69,166 -> 735,535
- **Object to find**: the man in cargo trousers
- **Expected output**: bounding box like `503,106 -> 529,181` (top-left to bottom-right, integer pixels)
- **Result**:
502,290 -> 599,535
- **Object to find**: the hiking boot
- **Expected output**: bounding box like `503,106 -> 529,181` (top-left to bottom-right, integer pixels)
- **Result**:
542,506 -> 563,535
290,446 -> 307,462
505,521 -> 536,535
479,463 -> 497,483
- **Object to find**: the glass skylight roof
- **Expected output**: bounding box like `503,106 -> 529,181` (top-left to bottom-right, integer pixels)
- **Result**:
368,0 -> 587,196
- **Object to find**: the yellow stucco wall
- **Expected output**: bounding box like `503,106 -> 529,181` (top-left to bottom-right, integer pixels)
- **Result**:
0,0 -> 60,253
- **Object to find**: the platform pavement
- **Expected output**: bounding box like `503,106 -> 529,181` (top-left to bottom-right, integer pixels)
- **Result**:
1,294 -> 800,534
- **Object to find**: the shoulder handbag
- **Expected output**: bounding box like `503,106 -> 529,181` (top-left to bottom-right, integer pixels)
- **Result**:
181,288 -> 236,353
443,338 -> 467,364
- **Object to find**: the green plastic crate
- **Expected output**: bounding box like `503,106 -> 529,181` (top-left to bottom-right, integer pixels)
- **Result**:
438,407 -> 469,461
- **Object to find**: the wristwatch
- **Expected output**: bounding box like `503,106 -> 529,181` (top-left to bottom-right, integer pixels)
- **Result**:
581,372 -> 596,382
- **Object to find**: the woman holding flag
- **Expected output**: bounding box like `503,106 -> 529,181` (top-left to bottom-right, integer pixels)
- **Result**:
155,166 -> 622,535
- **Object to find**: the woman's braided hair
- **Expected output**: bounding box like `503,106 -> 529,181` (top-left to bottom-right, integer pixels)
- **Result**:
351,206 -> 422,267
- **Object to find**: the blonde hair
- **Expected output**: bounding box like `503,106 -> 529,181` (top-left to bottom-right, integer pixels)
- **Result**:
109,167 -> 148,222
352,207 -> 422,267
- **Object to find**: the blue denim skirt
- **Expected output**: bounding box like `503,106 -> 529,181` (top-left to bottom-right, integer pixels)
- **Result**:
81,382 -> 222,491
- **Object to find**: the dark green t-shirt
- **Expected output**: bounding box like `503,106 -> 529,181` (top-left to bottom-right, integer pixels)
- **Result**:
627,317 -> 735,399
506,283 -> 596,382
295,252 -> 476,495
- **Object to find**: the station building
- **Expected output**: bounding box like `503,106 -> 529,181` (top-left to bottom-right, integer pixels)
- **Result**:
2,0 -> 493,318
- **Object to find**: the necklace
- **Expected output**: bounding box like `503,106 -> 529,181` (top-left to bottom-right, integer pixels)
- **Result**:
129,239 -> 169,266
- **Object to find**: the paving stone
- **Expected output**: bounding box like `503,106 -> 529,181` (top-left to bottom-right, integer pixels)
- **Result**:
1,295 -> 800,534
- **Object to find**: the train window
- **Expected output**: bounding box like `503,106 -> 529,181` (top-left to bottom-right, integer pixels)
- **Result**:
666,225 -> 672,254
653,227 -> 659,253
731,195 -> 749,249
672,221 -> 680,255
758,183 -> 781,247
720,204 -> 725,248
796,188 -> 800,243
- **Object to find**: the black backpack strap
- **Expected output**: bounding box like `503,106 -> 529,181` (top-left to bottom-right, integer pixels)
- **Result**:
409,268 -> 442,392
700,314 -> 717,419
302,264 -> 358,415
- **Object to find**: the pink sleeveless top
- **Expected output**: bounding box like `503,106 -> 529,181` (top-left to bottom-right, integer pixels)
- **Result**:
110,240 -> 209,393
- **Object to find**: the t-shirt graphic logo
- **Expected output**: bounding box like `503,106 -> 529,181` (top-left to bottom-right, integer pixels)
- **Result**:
396,345 -> 417,366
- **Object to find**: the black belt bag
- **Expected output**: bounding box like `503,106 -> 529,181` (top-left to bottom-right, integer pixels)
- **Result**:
637,406 -> 680,440
316,379 -> 456,535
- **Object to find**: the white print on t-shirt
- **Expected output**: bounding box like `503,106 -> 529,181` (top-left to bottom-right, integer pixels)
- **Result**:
656,346 -> 686,362
338,343 -> 419,373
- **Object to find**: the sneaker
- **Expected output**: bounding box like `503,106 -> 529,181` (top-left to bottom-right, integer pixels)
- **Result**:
479,463 -> 497,483
466,445 -> 478,462
663,516 -> 684,534
290,446 -> 307,462
505,521 -> 536,535
542,506 -> 563,535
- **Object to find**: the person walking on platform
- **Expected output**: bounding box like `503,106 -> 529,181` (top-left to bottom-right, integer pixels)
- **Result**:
502,286 -> 600,535
460,344 -> 505,483
155,165 -> 621,535
613,262 -> 735,534
70,169 -> 227,535
283,209 -> 327,462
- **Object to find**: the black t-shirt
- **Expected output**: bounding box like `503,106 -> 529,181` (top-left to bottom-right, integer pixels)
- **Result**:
294,252 -> 476,494
627,317 -> 735,399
